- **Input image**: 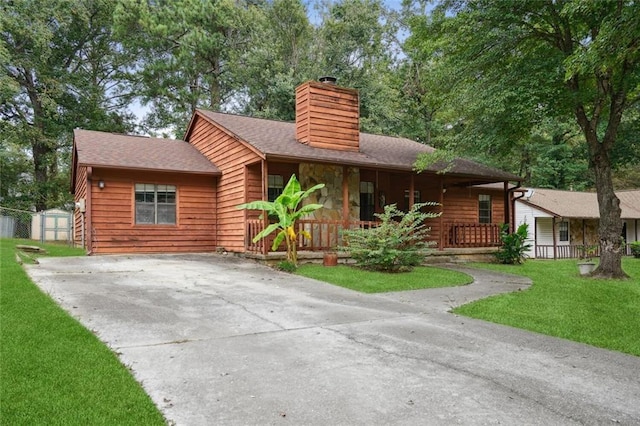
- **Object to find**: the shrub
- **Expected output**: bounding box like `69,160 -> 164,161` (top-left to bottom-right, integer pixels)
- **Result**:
276,260 -> 297,272
494,223 -> 531,264
630,241 -> 640,259
340,202 -> 440,272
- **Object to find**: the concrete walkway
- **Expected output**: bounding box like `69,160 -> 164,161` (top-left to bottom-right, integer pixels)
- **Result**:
26,254 -> 640,425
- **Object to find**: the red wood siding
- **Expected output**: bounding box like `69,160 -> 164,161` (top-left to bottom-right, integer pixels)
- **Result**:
189,115 -> 262,252
245,163 -> 262,221
295,81 -> 359,152
73,166 -> 88,248
89,168 -> 216,254
441,187 -> 505,224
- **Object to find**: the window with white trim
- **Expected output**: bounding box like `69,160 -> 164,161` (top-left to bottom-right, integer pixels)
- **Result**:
404,190 -> 421,211
268,175 -> 284,202
135,184 -> 176,225
479,194 -> 492,224
559,221 -> 569,242
360,181 -> 375,221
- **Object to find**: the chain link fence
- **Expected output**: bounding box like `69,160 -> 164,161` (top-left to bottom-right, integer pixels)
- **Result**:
0,207 -> 33,239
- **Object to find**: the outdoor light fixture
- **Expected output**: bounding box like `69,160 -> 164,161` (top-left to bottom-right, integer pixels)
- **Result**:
98,180 -> 105,189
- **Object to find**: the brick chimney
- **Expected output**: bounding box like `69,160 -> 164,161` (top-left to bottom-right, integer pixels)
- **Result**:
295,78 -> 360,152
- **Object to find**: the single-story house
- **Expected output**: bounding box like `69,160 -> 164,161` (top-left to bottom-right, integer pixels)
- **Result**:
514,188 -> 640,259
71,79 -> 523,255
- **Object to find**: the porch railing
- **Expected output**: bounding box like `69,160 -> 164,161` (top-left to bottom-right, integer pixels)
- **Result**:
246,219 -> 379,253
442,222 -> 502,248
535,245 -> 601,259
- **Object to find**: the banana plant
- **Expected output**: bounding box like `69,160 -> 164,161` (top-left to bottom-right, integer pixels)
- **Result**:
237,174 -> 324,265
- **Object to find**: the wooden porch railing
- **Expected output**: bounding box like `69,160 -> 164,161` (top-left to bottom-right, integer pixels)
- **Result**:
442,222 -> 502,248
245,219 -> 379,253
535,244 -> 602,259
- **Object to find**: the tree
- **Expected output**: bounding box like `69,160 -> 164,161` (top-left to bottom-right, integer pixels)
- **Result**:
114,0 -> 257,135
411,0 -> 640,278
312,0 -> 401,135
236,175 -> 324,266
236,0 -> 314,121
1,0 -> 135,210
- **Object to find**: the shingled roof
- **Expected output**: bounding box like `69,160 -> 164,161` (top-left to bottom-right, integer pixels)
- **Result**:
192,110 -> 522,183
520,188 -> 640,219
73,129 -> 221,175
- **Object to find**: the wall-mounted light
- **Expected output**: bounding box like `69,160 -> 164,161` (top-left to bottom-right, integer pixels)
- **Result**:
98,180 -> 105,189
442,188 -> 447,194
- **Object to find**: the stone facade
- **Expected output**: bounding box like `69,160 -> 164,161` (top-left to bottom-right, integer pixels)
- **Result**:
299,163 -> 360,221
569,219 -> 599,246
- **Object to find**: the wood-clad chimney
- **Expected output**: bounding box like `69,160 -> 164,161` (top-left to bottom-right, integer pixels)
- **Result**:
295,79 -> 360,152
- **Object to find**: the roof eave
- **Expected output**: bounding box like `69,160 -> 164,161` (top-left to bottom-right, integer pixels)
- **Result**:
265,153 -> 522,182
79,163 -> 222,176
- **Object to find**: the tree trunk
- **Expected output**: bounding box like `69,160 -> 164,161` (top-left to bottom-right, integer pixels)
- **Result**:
589,139 -> 628,279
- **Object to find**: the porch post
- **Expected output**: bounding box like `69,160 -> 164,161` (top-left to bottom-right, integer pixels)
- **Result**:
552,217 -> 557,260
86,166 -> 93,254
409,174 -> 415,208
438,177 -> 444,251
262,160 -> 269,255
534,217 -> 538,258
503,181 -> 510,231
342,166 -> 349,229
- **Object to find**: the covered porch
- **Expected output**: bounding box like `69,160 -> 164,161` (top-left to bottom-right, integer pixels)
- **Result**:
243,160 -> 517,255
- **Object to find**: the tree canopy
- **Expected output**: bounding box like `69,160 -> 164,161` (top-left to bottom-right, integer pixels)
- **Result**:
405,0 -> 640,277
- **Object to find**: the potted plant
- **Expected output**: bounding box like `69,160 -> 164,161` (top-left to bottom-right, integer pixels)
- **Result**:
323,251 -> 338,266
577,245 -> 598,275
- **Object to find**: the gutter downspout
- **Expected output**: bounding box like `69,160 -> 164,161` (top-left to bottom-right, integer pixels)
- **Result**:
552,216 -> 558,260
508,182 -> 524,232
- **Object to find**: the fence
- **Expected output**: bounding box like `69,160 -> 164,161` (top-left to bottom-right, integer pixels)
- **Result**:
0,207 -> 33,239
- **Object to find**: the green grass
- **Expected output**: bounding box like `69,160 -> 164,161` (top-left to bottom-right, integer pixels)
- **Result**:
0,239 -> 165,425
454,258 -> 640,356
296,264 -> 473,293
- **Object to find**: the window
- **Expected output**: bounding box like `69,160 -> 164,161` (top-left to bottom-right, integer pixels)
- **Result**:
268,175 -> 284,202
360,181 -> 375,221
404,190 -> 421,211
479,194 -> 492,224
135,184 -> 176,225
559,221 -> 569,242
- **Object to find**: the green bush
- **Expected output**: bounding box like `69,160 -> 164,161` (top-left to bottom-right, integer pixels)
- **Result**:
630,241 -> 640,258
340,202 -> 440,272
494,223 -> 531,264
276,260 -> 298,272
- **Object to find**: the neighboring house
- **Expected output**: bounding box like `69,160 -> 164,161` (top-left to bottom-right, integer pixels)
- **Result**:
71,79 -> 522,255
514,188 -> 640,259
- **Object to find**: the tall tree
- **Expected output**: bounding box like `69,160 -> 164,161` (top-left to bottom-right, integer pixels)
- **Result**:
312,0 -> 401,134
410,0 -> 639,278
114,0 -> 257,135
1,0 -> 135,210
236,0 -> 315,120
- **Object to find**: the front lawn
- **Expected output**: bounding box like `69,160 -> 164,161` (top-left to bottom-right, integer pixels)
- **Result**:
295,264 -> 473,293
0,239 -> 165,425
454,258 -> 640,356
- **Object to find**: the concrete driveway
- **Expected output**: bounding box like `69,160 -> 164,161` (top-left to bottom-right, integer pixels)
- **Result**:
26,254 -> 640,425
